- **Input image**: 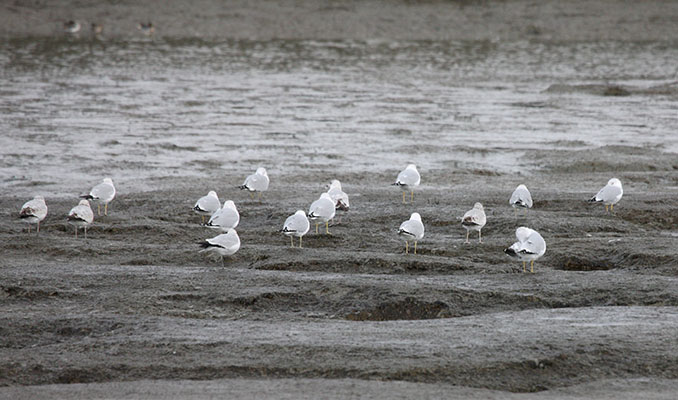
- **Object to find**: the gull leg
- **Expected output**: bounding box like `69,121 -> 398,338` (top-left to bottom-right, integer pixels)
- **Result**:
605,204 -> 609,212
414,241 -> 417,254
531,260 -> 534,273
37,221 -> 40,234
105,203 -> 108,215
290,235 -> 293,247
465,230 -> 469,244
75,226 -> 78,238
610,204 -> 614,212
478,230 -> 482,244
258,192 -> 262,202
84,226 -> 87,239
28,225 -> 31,233
299,236 -> 303,248
410,190 -> 414,203
525,208 -> 528,217
315,223 -> 319,234
325,221 -> 331,235
514,208 -> 517,218
523,261 -> 526,273
97,204 -> 101,216
249,192 -> 254,200
221,257 -> 225,268
201,215 -> 205,224
402,192 -> 406,204
405,241 -> 409,254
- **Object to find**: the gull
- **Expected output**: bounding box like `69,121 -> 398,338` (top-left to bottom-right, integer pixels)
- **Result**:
238,167 -> 269,200
327,179 -> 349,224
510,184 -> 533,216
588,178 -> 623,212
67,199 -> 94,238
19,195 -> 48,234
193,190 -> 221,223
281,210 -> 310,248
205,200 -> 240,231
81,177 -> 116,216
392,164 -> 420,203
504,227 -> 546,273
137,22 -> 155,36
64,21 -> 81,33
199,230 -> 240,266
398,212 -> 424,254
462,202 -> 487,243
308,193 -> 336,234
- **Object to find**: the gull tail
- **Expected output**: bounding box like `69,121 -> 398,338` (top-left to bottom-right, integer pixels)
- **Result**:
237,185 -> 249,190
587,196 -> 601,203
80,194 -> 95,200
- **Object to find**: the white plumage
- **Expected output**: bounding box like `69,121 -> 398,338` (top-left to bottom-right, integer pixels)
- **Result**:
199,230 -> 241,265
510,184 -> 533,214
82,177 -> 116,216
327,180 -> 350,211
205,200 -> 240,232
504,227 -> 546,273
393,164 -> 420,203
19,195 -> 48,234
589,178 -> 623,212
461,202 -> 487,243
193,190 -> 221,222
67,199 -> 94,238
308,193 -> 336,234
398,212 -> 425,254
282,210 -> 311,247
239,167 -> 270,198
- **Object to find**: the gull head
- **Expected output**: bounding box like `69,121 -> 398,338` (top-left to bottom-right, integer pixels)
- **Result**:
406,164 -> 417,170
608,178 -> 622,187
103,177 -> 113,184
410,212 -> 422,221
473,202 -> 484,210
208,190 -> 218,198
517,184 -> 528,190
295,210 -> 306,217
256,167 -> 268,176
33,195 -> 45,201
329,179 -> 342,190
223,200 -> 237,210
78,199 -> 90,207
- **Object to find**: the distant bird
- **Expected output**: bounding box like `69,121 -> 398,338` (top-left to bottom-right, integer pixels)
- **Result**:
392,164 -> 420,203
398,212 -> 424,254
80,177 -> 116,216
91,23 -> 103,36
67,199 -> 94,238
19,195 -> 48,234
63,20 -> 81,33
308,193 -> 336,234
199,230 -> 240,266
137,22 -> 155,36
281,210 -> 310,248
510,184 -> 533,216
205,200 -> 240,232
193,190 -> 221,223
327,179 -> 349,224
588,178 -> 623,212
462,202 -> 487,244
238,167 -> 269,200
504,227 -> 546,273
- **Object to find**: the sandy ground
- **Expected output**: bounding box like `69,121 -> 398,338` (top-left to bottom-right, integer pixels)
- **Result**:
2,0 -> 678,398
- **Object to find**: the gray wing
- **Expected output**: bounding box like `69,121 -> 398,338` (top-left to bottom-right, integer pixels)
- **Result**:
211,231 -> 240,250
91,182 -> 115,202
284,214 -> 310,234
462,209 -> 486,227
328,188 -> 349,209
208,208 -> 239,229
396,169 -> 420,186
523,231 -> 546,257
70,205 -> 93,223
21,199 -> 47,219
196,196 -> 221,214
245,174 -> 269,191
398,219 -> 424,240
309,199 -> 336,220
510,187 -> 532,208
595,185 -> 622,203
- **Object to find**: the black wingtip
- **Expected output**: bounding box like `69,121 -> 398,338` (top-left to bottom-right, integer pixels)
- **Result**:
237,185 -> 248,190
80,194 -> 94,200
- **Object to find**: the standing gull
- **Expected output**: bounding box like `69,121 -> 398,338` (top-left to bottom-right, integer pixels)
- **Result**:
81,177 -> 116,216
238,167 -> 269,200
588,178 -> 623,212
504,227 -> 546,273
327,179 -> 350,223
308,193 -> 336,234
398,212 -> 425,254
67,199 -> 94,238
462,202 -> 487,244
281,210 -> 311,248
193,190 -> 221,223
19,195 -> 48,234
510,184 -> 533,216
392,164 -> 420,203
205,200 -> 240,232
199,230 -> 240,266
